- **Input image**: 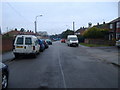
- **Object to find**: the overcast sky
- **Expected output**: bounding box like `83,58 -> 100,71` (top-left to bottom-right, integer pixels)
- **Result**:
1,1 -> 118,35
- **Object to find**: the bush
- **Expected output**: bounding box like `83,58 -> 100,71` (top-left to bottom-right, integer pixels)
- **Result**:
83,27 -> 109,39
61,29 -> 74,39
77,35 -> 85,43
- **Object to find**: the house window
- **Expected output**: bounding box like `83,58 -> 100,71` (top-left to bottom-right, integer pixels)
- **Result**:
110,24 -> 113,29
116,34 -> 120,39
116,22 -> 120,28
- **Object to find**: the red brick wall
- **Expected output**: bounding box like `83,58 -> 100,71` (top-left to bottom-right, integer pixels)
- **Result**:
2,37 -> 14,52
116,28 -> 120,33
84,39 -> 115,46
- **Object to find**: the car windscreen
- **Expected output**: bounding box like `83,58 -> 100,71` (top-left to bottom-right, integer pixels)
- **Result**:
16,37 -> 24,45
25,37 -> 32,45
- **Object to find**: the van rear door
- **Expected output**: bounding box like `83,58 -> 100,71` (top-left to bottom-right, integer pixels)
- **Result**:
24,37 -> 33,53
15,36 -> 24,52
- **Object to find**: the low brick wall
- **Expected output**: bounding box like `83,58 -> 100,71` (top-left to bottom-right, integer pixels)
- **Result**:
2,37 -> 14,52
84,39 -> 116,46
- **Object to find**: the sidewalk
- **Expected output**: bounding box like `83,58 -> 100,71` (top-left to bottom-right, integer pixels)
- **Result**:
2,51 -> 15,62
80,45 -> 119,66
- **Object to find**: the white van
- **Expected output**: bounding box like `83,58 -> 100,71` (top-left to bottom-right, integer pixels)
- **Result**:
13,35 -> 40,58
67,35 -> 79,47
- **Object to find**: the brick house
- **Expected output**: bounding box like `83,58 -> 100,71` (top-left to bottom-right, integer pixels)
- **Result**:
75,27 -> 88,35
93,22 -> 109,30
3,30 -> 36,37
108,17 -> 120,40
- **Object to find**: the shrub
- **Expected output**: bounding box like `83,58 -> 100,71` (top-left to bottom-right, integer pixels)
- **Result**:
83,27 -> 109,39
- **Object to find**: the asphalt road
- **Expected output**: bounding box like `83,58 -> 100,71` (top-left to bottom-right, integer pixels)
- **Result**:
6,41 -> 118,88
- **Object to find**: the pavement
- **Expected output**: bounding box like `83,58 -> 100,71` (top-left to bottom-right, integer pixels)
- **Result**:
2,51 -> 15,63
79,45 -> 120,66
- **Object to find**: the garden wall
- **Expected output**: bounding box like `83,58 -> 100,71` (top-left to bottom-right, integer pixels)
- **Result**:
84,39 -> 115,46
1,37 -> 14,52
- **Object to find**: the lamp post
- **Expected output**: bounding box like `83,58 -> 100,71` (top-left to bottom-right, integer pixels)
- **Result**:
34,15 -> 43,33
73,21 -> 75,35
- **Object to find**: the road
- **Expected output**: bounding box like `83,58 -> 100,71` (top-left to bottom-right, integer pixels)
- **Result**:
6,41 -> 118,88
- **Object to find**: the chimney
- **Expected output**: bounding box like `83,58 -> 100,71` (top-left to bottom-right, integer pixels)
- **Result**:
88,22 -> 92,28
97,23 -> 99,26
103,22 -> 105,24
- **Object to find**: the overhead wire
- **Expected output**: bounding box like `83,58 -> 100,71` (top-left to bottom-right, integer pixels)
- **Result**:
6,2 -> 33,24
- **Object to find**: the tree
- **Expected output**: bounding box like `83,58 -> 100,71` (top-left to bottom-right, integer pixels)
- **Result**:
61,29 -> 74,39
83,27 -> 109,39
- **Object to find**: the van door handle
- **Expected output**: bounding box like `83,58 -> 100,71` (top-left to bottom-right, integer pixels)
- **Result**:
24,46 -> 26,49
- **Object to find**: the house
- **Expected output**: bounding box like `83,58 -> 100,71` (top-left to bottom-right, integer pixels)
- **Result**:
108,17 -> 120,40
93,18 -> 120,40
75,27 -> 87,35
3,30 -> 36,37
93,22 -> 109,30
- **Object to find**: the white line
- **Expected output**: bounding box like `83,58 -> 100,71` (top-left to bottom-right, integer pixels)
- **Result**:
58,47 -> 67,89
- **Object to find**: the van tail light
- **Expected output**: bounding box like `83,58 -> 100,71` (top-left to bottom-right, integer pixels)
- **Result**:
33,46 -> 35,50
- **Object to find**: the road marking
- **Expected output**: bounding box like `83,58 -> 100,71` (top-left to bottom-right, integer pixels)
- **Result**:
58,47 -> 67,89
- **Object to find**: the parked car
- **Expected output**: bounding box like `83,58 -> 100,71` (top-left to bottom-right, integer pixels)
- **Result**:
42,39 -> 49,49
13,35 -> 40,58
61,39 -> 66,43
0,62 -> 9,89
45,39 -> 52,45
116,40 -> 120,47
67,35 -> 79,47
38,39 -> 45,52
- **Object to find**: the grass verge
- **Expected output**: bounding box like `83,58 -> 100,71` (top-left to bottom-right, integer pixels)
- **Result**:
80,43 -> 111,47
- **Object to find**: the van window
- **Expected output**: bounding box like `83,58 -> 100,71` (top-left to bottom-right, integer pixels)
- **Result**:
25,37 -> 32,45
16,37 -> 24,45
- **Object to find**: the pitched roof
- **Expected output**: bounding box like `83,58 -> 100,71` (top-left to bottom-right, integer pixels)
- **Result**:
93,23 -> 109,29
4,30 -> 36,36
109,17 -> 120,23
75,28 -> 87,33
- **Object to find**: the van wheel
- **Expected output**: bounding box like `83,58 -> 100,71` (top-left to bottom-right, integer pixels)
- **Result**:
14,53 -> 19,58
76,44 -> 79,47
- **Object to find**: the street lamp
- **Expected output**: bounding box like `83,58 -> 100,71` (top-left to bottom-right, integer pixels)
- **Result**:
34,15 -> 43,33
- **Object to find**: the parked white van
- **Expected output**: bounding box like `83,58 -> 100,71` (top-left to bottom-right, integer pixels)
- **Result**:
13,35 -> 40,58
67,35 -> 79,47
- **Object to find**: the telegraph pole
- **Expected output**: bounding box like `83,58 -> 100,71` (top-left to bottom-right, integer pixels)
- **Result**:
73,21 -> 75,34
0,26 -> 1,34
35,21 -> 37,33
